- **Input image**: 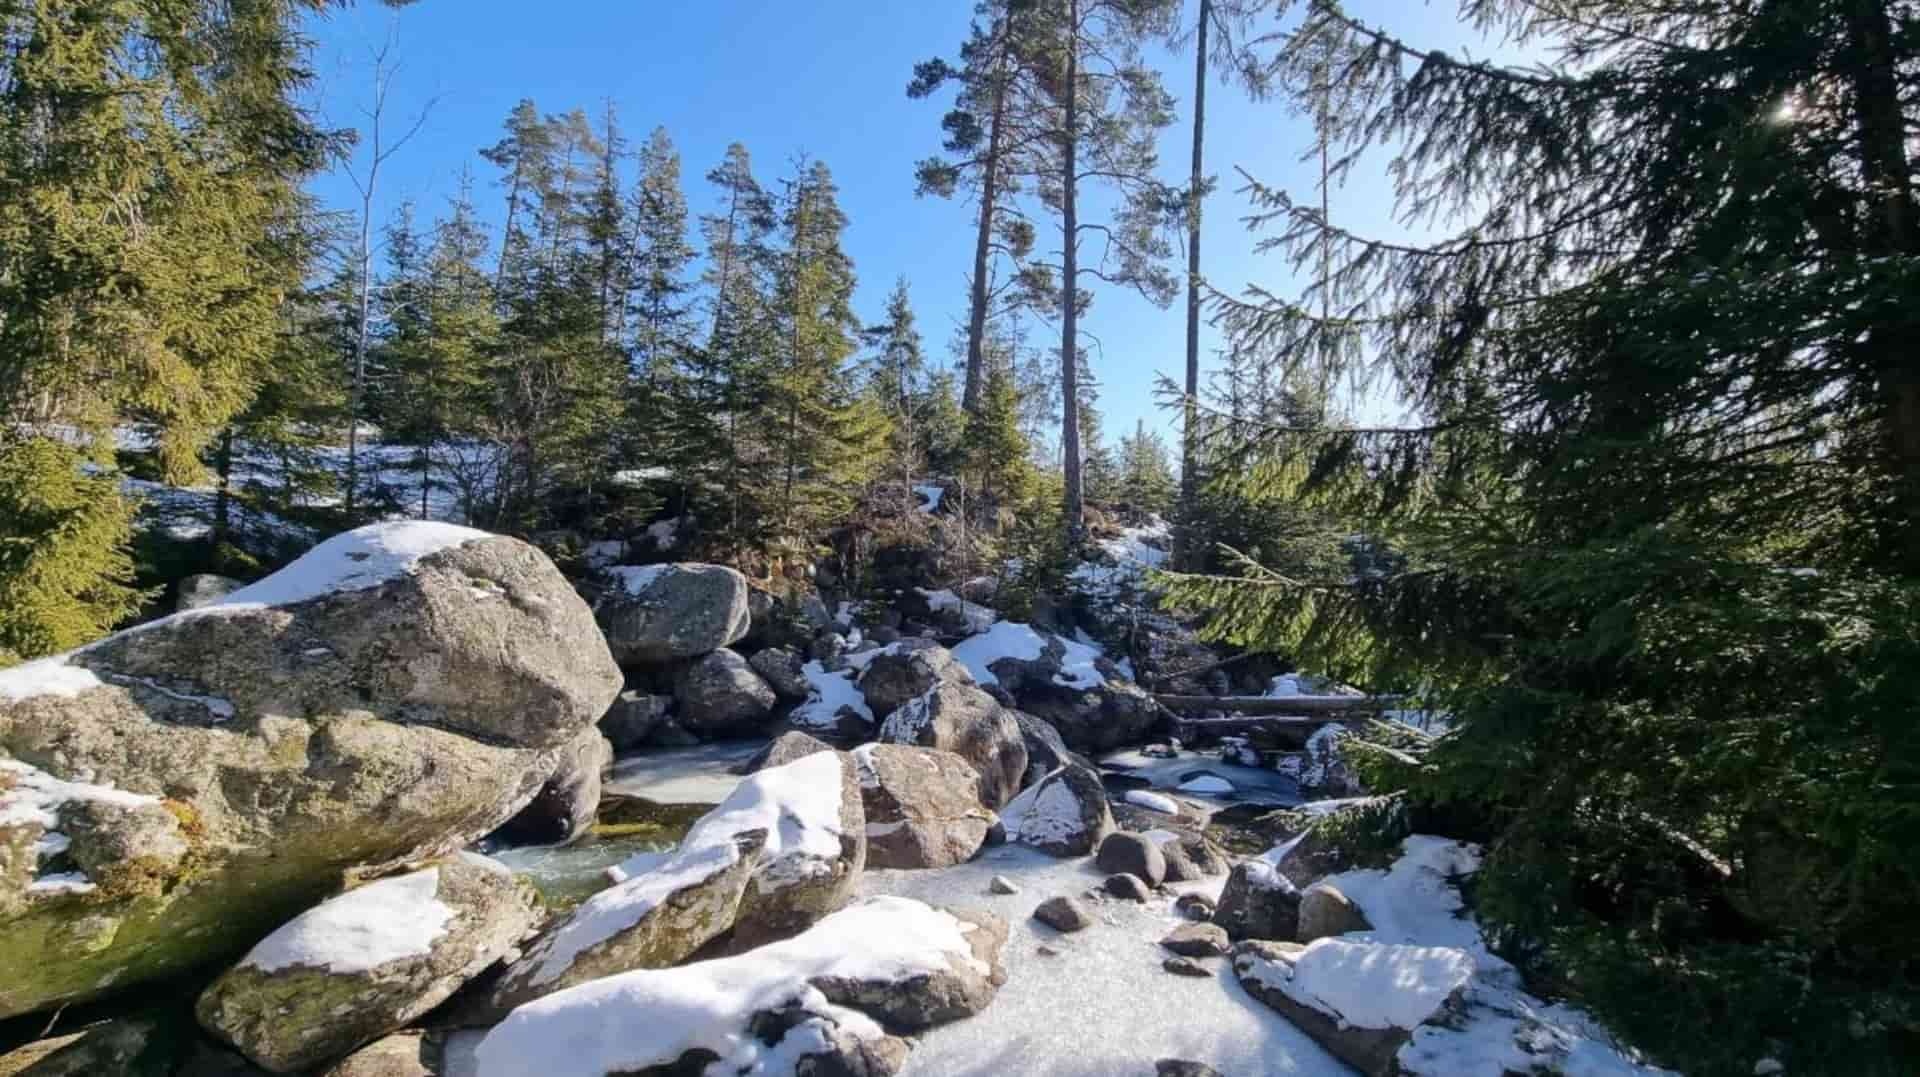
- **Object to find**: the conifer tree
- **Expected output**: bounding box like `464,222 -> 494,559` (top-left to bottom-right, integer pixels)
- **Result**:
962,359 -> 1033,505
1117,418 -> 1177,515
865,279 -> 930,503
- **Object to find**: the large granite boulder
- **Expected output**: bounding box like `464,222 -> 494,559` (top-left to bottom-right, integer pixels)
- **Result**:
850,744 -> 996,869
489,726 -> 611,847
1215,859 -> 1302,942
196,854 -> 540,1073
609,750 -> 864,948
747,646 -> 811,701
1231,938 -> 1474,1077
855,640 -> 972,719
999,764 -> 1114,857
597,690 -> 669,751
472,898 -> 1005,1077
0,523 -> 620,1019
876,682 -> 1026,809
488,831 -> 766,1013
673,648 -> 776,734
596,563 -> 750,667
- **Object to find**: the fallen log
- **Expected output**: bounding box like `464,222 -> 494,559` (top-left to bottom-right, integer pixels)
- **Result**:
1152,693 -> 1402,715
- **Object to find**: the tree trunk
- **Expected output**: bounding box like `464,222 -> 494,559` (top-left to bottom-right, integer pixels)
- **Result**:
963,32 -> 1011,415
1175,0 -> 1210,569
1059,0 -> 1085,544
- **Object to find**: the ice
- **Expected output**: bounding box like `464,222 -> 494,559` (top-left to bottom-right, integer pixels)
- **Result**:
1124,789 -> 1181,815
857,845 -> 1348,1077
1178,775 -> 1236,796
1098,748 -> 1301,808
605,740 -> 763,806
211,521 -> 489,609
241,867 -> 453,974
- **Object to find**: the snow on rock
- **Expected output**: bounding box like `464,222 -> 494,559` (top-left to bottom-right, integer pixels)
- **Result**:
214,521 -> 490,609
1252,938 -> 1475,1031
0,656 -> 104,704
1320,836 -> 1506,977
951,622 -> 1103,690
1123,789 -> 1181,815
604,564 -> 671,596
473,897 -> 1003,1077
582,539 -> 627,568
240,869 -> 454,975
1001,766 -> 1112,856
915,587 -> 996,634
1266,672 -> 1364,699
1177,774 -> 1236,796
0,757 -> 162,830
790,660 -> 875,737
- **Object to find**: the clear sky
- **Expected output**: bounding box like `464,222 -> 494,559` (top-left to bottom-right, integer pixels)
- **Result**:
301,1 -> 1515,451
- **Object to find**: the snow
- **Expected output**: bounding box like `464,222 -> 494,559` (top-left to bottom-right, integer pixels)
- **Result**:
241,867 -> 453,974
1320,836 -> 1506,977
1123,789 -> 1181,815
610,751 -> 847,891
213,522 -> 490,609
950,622 -> 1105,690
605,564 -> 670,596
520,841 -> 743,988
473,897 -> 986,1077
915,588 -> 996,634
611,466 -> 673,486
790,660 -> 874,733
98,671 -> 235,721
605,740 -> 762,806
645,516 -> 683,547
1266,673 -> 1363,699
857,844 -> 1348,1077
1070,519 -> 1172,596
0,758 -> 161,830
1178,774 -> 1237,796
27,872 -> 97,895
1246,938 -> 1475,1031
582,539 -> 626,568
0,656 -> 104,703
913,484 -> 945,514
1005,770 -> 1089,848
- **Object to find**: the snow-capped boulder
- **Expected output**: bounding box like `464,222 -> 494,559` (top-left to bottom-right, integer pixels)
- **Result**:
489,831 -> 766,1013
1018,677 -> 1162,753
597,689 -> 670,751
472,898 -> 1007,1077
176,572 -> 243,611
0,523 -> 620,1019
856,639 -> 973,718
197,854 -> 539,1073
877,682 -> 1027,809
999,764 -> 1114,857
673,648 -> 776,734
1095,831 -> 1167,887
1232,938 -> 1474,1077
490,726 -> 611,847
610,750 -> 864,948
850,744 -> 996,869
748,645 -> 811,700
949,623 -> 1158,751
596,563 -> 750,667
1215,859 -> 1302,942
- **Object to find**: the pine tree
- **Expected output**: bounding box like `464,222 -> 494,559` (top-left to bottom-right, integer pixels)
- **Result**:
1171,3 -> 1920,1068
962,359 -> 1033,505
865,279 -> 929,503
418,171 -> 504,524
1116,418 -> 1177,515
919,368 -> 969,478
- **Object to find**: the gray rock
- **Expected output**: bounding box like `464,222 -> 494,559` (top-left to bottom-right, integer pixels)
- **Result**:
0,1018 -> 170,1076
1103,873 -> 1152,902
1232,939 -> 1472,1077
1017,677 -> 1163,753
1160,922 -> 1231,957
317,1033 -> 431,1077
748,646 -> 811,700
176,573 -> 243,611
490,726 -> 610,847
736,730 -> 837,774
597,563 -> 750,667
1095,831 -> 1167,886
1174,892 -> 1217,922
674,648 -> 777,734
850,744 -> 996,869
1005,764 -> 1114,857
643,716 -> 702,748
1180,836 -> 1231,877
599,690 -> 670,751
1156,1061 -> 1223,1077
876,682 -> 1027,809
988,875 -> 1020,896
489,831 -> 766,1013
1161,957 -> 1213,979
1215,859 -> 1302,942
856,640 -> 972,718
1161,837 -> 1205,883
197,854 -> 540,1073
1009,710 -> 1088,789
0,524 -> 620,1019
1032,895 -> 1094,932
1297,881 -> 1372,941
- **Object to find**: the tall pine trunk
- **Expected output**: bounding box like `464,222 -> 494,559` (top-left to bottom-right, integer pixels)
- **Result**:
1059,0 -> 1084,544
963,34 -> 1011,415
1176,0 -> 1210,568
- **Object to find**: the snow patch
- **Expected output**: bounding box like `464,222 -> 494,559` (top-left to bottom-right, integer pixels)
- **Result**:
605,564 -> 670,596
916,588 -> 996,635
609,752 -> 847,892
214,521 -> 490,609
0,656 -> 104,703
950,622 -> 1104,690
241,868 -> 454,974
0,758 -> 161,830
521,841 -> 743,988
791,660 -> 874,732
1007,771 -> 1091,847
1250,938 -> 1475,1031
1123,789 -> 1180,815
1177,774 -> 1236,796
913,484 -> 945,514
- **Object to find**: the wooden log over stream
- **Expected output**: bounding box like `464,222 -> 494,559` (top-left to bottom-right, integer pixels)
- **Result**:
1151,694 -> 1402,715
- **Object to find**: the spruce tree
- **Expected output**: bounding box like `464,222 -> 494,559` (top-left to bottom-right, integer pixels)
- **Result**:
865,279 -> 930,503
1117,418 -> 1177,515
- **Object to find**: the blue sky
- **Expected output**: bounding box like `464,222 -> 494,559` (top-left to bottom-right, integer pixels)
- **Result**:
302,1 -> 1515,450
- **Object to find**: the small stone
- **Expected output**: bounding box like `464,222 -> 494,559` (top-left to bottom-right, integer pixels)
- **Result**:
1103,873 -> 1152,902
1162,956 -> 1213,979
1036,944 -> 1063,957
1161,922 -> 1231,958
1156,1060 -> 1223,1077
988,875 -> 1020,895
1297,881 -> 1372,941
1095,831 -> 1167,886
1032,895 -> 1095,932
1174,892 -> 1216,922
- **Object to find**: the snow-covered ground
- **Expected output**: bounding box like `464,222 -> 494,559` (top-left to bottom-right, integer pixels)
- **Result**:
859,845 -> 1347,1077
